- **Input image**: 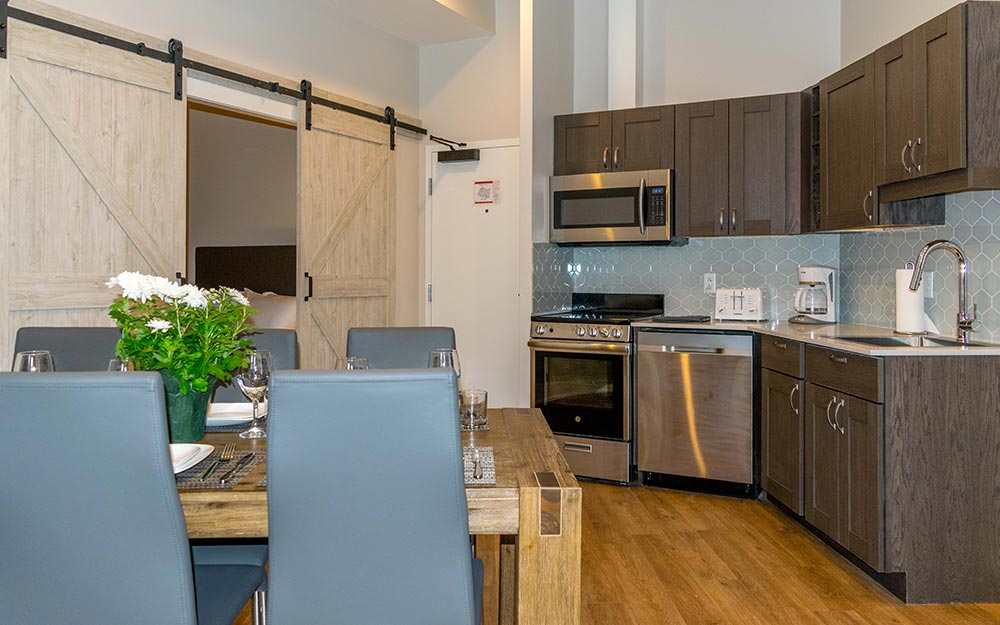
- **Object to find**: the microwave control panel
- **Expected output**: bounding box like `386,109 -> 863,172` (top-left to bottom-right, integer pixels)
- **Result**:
647,186 -> 668,226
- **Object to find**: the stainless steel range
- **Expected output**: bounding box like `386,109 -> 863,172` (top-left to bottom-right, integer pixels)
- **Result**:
528,293 -> 663,483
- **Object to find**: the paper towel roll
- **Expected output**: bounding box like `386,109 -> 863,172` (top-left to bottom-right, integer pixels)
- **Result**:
895,268 -> 938,334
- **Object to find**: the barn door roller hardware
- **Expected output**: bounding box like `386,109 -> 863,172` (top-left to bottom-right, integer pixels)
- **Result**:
1,4 -> 468,149
300,79 -> 313,131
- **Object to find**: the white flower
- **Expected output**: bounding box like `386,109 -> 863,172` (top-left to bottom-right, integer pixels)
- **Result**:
145,318 -> 173,333
226,287 -> 250,306
107,271 -> 154,302
182,286 -> 208,309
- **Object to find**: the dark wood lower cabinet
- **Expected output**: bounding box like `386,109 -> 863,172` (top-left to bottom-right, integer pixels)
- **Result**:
761,369 -> 804,514
804,384 -> 841,538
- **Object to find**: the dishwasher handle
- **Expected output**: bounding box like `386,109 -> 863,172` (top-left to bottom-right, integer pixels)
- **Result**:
638,344 -> 724,355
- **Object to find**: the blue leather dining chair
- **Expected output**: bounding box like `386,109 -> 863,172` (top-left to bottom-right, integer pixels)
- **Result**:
213,328 -> 298,401
0,372 -> 266,625
12,326 -> 121,371
346,326 -> 456,368
266,369 -> 483,624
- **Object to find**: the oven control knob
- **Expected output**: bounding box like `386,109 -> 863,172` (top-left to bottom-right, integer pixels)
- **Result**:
589,327 -> 599,337
576,326 -> 586,337
612,328 -> 623,339
534,324 -> 546,335
599,327 -> 611,338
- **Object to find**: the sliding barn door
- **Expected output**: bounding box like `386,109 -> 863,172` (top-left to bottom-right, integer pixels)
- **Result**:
297,106 -> 395,369
0,19 -> 185,361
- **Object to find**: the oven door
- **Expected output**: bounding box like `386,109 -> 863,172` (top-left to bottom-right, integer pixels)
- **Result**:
528,339 -> 630,440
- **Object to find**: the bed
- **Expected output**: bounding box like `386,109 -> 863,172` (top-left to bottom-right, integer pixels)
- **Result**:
195,245 -> 298,329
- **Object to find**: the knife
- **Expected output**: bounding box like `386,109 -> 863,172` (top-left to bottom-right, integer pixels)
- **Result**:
219,452 -> 255,484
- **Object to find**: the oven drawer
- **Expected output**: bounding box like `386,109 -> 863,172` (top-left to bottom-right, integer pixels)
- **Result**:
554,435 -> 631,483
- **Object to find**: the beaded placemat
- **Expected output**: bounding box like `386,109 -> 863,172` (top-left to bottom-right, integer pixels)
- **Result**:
175,449 -> 265,490
463,446 -> 496,485
204,417 -> 267,434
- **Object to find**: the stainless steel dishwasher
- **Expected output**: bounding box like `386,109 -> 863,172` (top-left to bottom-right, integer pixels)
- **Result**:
636,329 -> 756,492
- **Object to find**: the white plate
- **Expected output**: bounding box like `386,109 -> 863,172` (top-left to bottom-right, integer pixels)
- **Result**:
206,400 -> 268,426
169,443 -> 214,474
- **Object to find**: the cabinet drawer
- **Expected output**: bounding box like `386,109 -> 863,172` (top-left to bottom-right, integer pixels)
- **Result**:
805,345 -> 883,403
762,336 -> 803,377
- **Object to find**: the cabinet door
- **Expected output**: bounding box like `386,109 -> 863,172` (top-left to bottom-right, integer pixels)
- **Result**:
820,56 -> 877,230
554,112 -> 612,175
804,383 -> 840,540
762,369 -> 804,514
875,36 -> 918,185
611,106 -> 674,172
838,395 -> 885,570
912,5 -> 965,178
676,101 -> 729,237
729,95 -> 786,236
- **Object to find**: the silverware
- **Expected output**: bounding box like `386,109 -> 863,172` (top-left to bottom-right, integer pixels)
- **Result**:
219,451 -> 255,484
201,442 -> 236,480
472,448 -> 483,480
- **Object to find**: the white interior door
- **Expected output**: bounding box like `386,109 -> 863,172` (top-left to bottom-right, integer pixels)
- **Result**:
429,142 -> 519,407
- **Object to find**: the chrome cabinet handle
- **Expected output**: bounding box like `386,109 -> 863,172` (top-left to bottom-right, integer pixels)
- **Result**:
826,396 -> 837,430
901,140 -> 913,174
638,177 -> 647,234
613,146 -> 620,169
773,341 -> 787,349
862,190 -> 874,222
602,147 -> 609,169
834,399 -> 846,434
564,442 -> 593,453
731,208 -> 738,230
789,383 -> 800,415
719,209 -> 726,231
910,137 -> 922,172
829,354 -> 849,364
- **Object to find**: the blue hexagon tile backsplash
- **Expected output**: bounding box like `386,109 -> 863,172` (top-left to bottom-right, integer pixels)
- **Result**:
534,191 -> 1000,342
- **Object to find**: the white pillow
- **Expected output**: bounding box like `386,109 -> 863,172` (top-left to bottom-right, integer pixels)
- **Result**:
244,288 -> 297,330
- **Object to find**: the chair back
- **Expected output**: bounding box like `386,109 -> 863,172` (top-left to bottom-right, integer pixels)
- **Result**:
0,372 -> 197,625
12,326 -> 121,371
346,326 -> 456,369
213,328 -> 298,402
266,369 -> 477,624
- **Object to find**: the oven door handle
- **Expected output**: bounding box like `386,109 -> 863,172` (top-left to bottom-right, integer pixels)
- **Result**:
638,344 -> 724,355
528,340 -> 631,354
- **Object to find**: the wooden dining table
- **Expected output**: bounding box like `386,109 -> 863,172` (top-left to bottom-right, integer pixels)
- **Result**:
180,407 -> 582,625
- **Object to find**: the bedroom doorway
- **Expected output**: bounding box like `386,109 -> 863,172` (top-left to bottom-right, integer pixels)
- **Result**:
187,100 -> 298,330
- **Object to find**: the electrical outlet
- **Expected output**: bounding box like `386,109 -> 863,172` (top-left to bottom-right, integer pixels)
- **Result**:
924,272 -> 934,299
704,273 -> 717,295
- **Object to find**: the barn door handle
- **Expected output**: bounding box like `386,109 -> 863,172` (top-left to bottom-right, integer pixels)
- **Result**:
304,272 -> 313,301
175,272 -> 187,285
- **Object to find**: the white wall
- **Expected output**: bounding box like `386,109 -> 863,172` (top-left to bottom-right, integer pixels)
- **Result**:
572,0 -> 608,111
840,0 -> 957,66
187,110 -> 296,280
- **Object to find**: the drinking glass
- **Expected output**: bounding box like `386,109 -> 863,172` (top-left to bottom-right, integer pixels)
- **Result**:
13,350 -> 54,372
460,388 -> 489,431
341,356 -> 369,370
428,349 -> 461,379
237,351 -> 270,439
107,358 -> 132,372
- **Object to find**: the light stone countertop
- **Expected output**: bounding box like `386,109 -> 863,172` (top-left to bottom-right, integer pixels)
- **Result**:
631,320 -> 1000,357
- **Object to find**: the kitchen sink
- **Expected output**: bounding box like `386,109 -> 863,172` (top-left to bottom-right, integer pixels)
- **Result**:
834,335 -> 996,348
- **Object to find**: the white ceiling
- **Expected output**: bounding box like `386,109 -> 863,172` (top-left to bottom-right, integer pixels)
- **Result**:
325,0 -> 496,45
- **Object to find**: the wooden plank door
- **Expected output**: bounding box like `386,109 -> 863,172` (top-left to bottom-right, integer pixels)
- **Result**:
729,95 -> 786,236
297,106 -> 395,369
675,100 -> 729,237
761,369 -> 804,515
839,395 -> 885,571
874,36 -> 917,185
553,112 -> 612,175
804,383 -> 840,540
820,55 -> 877,231
611,106 -> 674,172
0,19 -> 186,362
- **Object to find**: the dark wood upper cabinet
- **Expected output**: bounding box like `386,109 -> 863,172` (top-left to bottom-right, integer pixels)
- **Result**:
553,111 -> 612,175
875,37 -> 918,185
762,369 -> 804,515
675,100 -> 730,237
553,106 -> 673,176
819,55 -> 877,231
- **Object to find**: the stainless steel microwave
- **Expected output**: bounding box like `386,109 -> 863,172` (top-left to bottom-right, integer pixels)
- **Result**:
549,169 -> 677,245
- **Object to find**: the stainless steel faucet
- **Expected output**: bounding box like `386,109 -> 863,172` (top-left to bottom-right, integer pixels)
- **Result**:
909,239 -> 977,343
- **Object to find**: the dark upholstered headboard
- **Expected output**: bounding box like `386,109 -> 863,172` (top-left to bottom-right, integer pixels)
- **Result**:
195,245 -> 297,296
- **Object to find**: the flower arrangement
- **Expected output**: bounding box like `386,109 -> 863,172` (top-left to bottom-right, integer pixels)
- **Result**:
107,271 -> 255,395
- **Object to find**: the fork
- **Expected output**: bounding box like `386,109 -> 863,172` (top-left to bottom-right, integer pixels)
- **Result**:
201,443 -> 236,480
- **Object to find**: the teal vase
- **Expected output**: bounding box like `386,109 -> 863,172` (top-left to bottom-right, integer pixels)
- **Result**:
159,371 -> 216,443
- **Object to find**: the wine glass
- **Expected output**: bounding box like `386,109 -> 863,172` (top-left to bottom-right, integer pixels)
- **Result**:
341,356 -> 369,370
237,351 -> 270,439
107,358 -> 132,372
428,349 -> 461,379
13,350 -> 54,372
256,350 -> 273,416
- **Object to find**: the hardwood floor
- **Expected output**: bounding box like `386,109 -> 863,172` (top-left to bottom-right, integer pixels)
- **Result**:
233,482 -> 1000,624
